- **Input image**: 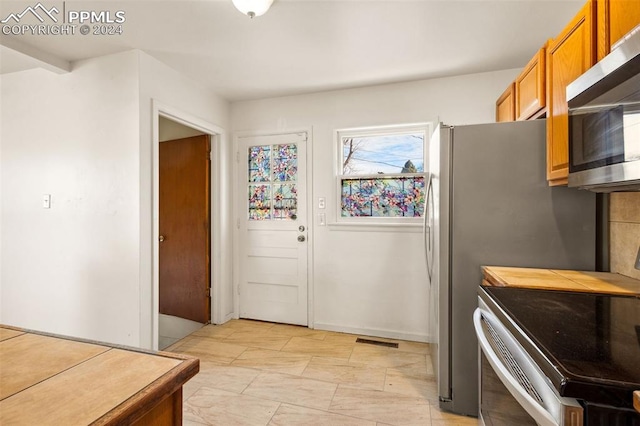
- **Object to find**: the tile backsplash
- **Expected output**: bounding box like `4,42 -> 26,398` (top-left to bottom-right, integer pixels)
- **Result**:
609,192 -> 640,280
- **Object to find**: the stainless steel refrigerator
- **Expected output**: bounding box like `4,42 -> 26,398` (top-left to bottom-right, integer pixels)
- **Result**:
424,120 -> 596,417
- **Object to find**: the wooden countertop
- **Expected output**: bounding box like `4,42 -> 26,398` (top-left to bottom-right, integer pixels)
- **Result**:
482,266 -> 640,295
0,325 -> 199,425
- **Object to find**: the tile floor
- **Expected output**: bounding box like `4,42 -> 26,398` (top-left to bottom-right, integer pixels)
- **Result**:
167,319 -> 478,425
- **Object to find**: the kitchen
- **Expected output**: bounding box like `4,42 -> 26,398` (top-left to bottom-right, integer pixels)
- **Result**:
1,0 -> 640,425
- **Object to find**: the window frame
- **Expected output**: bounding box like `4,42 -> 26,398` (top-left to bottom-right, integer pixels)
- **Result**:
334,123 -> 430,226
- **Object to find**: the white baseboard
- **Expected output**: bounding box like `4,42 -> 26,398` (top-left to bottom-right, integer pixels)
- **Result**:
314,321 -> 433,343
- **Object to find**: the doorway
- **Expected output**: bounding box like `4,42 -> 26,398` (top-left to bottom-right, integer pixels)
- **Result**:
158,117 -> 210,349
152,102 -> 229,351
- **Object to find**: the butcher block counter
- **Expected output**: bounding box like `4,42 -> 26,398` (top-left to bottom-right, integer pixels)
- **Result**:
482,266 -> 640,295
0,325 -> 199,425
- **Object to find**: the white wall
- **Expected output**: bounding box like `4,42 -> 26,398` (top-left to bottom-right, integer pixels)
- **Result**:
0,51 -> 141,345
159,116 -> 205,142
0,50 -> 231,348
231,69 -> 519,341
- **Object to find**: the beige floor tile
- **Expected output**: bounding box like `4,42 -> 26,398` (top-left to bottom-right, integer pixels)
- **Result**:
243,371 -> 338,410
322,331 -> 359,344
184,419 -> 208,426
268,324 -> 328,340
222,319 -> 276,332
191,325 -> 237,339
383,370 -> 438,400
281,336 -> 354,359
301,357 -> 386,390
387,357 -> 433,380
169,320 -> 477,425
221,331 -> 291,351
187,361 -> 261,394
183,379 -> 205,401
163,336 -> 194,352
430,418 -> 479,426
396,340 -> 431,355
430,406 -> 479,425
349,345 -> 428,369
232,348 -> 312,375
185,387 -> 280,426
268,403 -> 376,426
173,337 -> 248,364
329,386 -> 431,425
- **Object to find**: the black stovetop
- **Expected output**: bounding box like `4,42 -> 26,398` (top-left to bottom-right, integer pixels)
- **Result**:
481,286 -> 640,407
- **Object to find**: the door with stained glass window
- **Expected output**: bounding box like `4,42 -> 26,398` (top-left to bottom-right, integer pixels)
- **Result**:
237,132 -> 308,326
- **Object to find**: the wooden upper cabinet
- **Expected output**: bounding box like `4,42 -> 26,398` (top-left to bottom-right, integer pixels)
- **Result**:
515,46 -> 546,120
546,0 -> 596,186
597,0 -> 640,60
496,82 -> 516,122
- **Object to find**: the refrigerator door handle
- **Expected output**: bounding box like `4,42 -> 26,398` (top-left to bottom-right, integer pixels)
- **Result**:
424,174 -> 434,283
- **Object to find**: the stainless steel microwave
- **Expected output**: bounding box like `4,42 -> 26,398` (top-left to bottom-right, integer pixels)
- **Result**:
567,25 -> 640,192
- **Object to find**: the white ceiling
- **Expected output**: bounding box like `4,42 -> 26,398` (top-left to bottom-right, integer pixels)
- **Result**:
0,0 -> 584,101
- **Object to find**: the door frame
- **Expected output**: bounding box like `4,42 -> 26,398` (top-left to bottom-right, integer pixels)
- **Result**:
152,100 -> 229,350
233,128 -> 315,328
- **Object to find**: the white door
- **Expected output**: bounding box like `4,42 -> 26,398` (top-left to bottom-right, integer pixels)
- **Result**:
237,132 -> 308,326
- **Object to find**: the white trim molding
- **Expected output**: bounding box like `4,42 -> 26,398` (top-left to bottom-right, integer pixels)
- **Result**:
151,100 -> 228,350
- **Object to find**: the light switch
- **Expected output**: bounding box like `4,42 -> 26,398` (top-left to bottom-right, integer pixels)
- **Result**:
318,213 -> 326,226
635,246 -> 640,271
43,194 -> 51,209
318,197 -> 326,209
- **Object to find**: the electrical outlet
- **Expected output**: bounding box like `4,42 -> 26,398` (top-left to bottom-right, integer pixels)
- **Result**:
318,197 -> 326,209
635,246 -> 640,271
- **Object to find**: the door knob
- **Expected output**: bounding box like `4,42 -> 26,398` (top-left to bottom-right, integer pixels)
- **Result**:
298,225 -> 305,232
297,235 -> 306,242
159,235 -> 165,242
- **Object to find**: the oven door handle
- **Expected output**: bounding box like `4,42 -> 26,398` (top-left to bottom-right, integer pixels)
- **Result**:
474,308 -> 558,426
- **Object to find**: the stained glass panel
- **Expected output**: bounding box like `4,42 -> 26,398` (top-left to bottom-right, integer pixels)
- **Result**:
273,184 -> 297,220
273,144 -> 297,182
341,177 -> 425,217
248,184 -> 271,220
248,145 -> 271,182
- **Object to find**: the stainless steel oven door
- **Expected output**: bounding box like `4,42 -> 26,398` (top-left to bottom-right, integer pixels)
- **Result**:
474,300 -> 584,426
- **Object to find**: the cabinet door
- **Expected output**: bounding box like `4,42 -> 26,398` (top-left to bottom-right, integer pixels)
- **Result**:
546,0 -> 596,186
516,46 -> 546,120
597,0 -> 640,60
496,83 -> 515,122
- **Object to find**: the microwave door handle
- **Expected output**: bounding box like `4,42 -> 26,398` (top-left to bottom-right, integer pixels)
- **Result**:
473,309 -> 558,426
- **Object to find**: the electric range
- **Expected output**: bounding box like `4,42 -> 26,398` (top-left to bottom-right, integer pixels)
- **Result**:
476,285 -> 640,425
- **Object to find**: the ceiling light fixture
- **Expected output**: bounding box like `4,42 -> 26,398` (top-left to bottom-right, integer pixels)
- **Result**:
232,0 -> 273,18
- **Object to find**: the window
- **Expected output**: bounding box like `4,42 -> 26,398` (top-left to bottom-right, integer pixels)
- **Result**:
337,124 -> 428,223
247,143 -> 298,220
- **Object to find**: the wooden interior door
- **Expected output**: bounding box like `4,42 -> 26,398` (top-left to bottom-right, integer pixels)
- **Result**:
159,135 -> 211,324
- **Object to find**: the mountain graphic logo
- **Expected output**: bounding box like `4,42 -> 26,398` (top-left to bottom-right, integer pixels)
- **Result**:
1,2 -> 59,24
